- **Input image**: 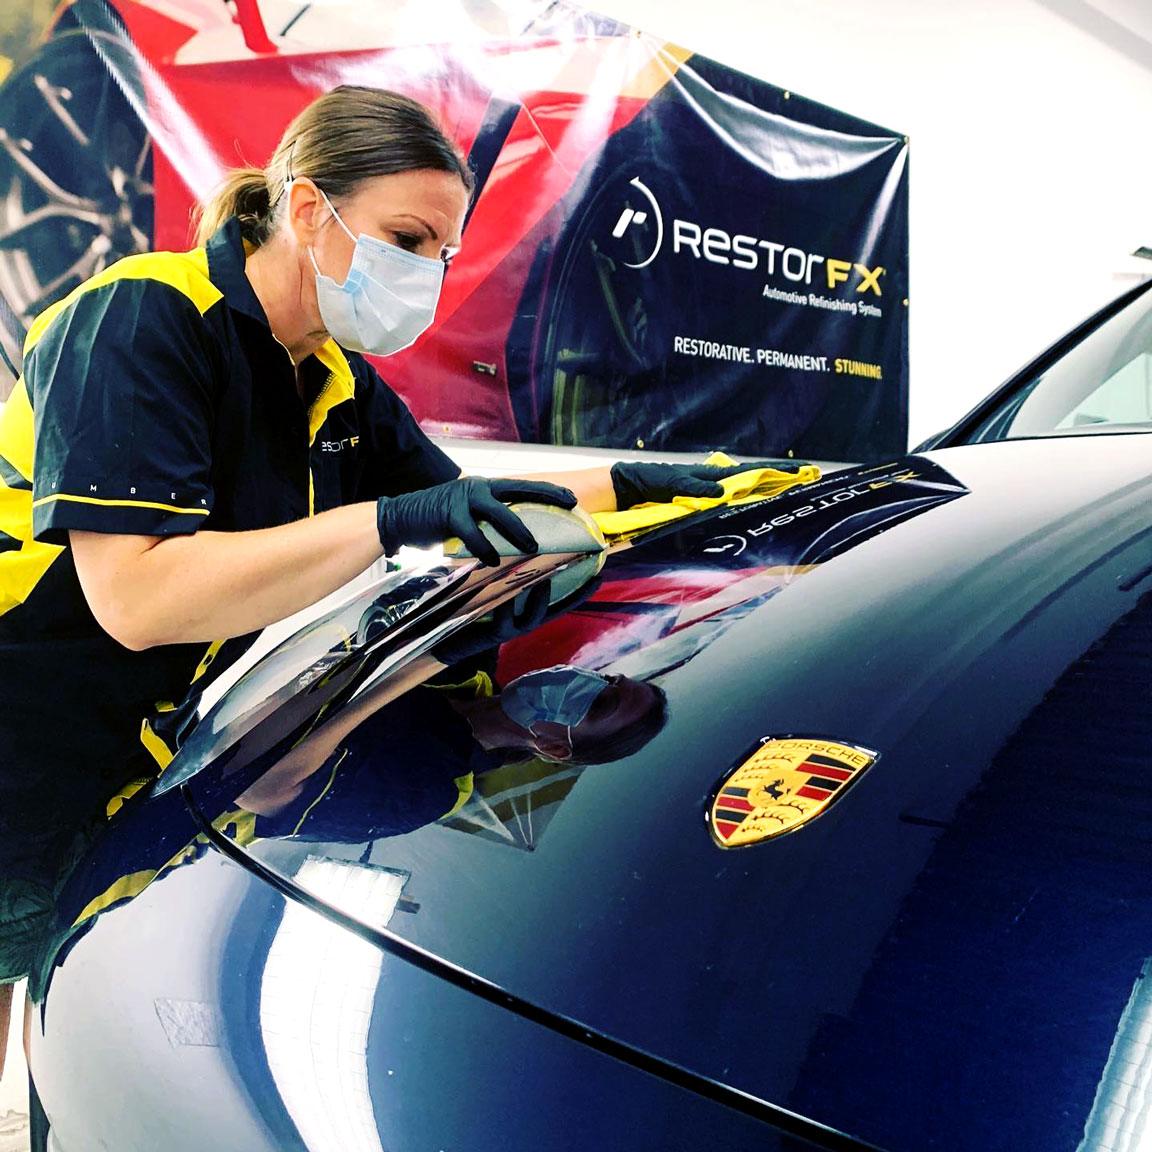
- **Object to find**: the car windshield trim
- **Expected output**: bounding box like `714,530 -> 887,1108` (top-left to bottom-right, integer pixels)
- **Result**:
935,278 -> 1152,447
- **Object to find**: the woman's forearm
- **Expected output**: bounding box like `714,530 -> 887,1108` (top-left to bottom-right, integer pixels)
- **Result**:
514,466 -> 618,513
71,501 -> 383,650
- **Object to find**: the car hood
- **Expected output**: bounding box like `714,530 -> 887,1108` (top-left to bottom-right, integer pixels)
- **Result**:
73,435 -> 1152,1152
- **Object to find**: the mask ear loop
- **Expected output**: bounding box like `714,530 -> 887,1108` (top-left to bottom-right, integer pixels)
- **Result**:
306,182 -> 357,287
312,184 -> 358,243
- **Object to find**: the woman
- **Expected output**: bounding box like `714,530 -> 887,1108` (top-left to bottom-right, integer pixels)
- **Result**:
0,84 -> 756,985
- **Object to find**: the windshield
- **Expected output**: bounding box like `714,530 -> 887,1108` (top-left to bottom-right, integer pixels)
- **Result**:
965,283 -> 1152,442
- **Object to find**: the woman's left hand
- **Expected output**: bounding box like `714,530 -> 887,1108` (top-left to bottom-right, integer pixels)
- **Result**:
609,460 -> 801,509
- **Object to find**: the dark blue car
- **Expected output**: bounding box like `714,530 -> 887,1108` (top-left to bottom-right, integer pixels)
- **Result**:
24,277 -> 1152,1152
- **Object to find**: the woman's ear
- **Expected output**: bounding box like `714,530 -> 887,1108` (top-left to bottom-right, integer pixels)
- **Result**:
285,177 -> 328,248
529,721 -> 573,763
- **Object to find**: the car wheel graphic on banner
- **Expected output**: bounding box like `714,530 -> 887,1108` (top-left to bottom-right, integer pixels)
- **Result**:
0,15 -> 152,379
510,160 -> 679,450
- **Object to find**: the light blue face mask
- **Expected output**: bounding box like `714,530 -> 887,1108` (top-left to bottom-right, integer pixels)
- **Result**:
308,186 -> 445,357
500,665 -> 614,734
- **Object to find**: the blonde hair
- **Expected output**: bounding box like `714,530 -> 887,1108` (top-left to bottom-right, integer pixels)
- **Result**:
194,86 -> 473,247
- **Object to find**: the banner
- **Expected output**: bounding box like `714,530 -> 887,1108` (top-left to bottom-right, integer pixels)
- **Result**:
0,0 -> 908,459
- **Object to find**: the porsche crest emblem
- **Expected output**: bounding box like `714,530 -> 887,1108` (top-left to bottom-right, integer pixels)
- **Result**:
709,737 -> 878,847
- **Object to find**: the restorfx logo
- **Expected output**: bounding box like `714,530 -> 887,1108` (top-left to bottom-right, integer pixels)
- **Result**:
610,177 -> 664,269
609,177 -> 883,296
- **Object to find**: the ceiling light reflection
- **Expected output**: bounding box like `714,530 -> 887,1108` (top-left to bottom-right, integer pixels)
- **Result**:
259,858 -> 409,1152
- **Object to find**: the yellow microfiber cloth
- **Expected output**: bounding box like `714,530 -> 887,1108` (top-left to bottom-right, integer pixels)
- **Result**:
593,452 -> 821,540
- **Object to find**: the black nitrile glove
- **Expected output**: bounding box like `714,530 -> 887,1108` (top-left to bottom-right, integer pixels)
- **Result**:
376,478 -> 577,567
609,460 -> 802,509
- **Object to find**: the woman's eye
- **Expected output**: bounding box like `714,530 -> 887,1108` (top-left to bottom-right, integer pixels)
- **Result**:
393,232 -> 421,252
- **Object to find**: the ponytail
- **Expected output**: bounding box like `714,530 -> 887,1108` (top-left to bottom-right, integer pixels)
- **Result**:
194,167 -> 274,247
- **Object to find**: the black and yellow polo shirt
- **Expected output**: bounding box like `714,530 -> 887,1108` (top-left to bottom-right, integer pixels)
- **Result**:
0,216 -> 459,884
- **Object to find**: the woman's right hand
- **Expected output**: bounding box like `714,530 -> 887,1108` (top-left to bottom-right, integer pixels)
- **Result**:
375,478 -> 577,566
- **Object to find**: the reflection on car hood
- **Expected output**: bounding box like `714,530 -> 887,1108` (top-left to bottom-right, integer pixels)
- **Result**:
67,436 -> 1152,1152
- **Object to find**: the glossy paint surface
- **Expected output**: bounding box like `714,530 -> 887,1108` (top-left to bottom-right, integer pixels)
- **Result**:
32,842 -> 831,1152
35,429 -> 1152,1152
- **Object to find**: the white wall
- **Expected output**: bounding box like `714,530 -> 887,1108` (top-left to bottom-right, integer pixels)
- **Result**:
0,980 -> 28,1144
598,0 -> 1152,446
